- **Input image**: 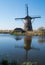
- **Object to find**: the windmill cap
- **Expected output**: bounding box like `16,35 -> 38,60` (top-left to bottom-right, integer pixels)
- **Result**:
24,16 -> 32,19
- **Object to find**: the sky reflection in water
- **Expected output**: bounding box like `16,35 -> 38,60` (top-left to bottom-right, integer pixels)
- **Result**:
0,34 -> 45,65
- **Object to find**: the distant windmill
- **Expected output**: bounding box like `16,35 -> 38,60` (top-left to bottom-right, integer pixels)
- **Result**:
15,4 -> 41,31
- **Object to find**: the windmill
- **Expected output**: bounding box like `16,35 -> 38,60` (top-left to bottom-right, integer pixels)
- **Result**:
15,4 -> 41,31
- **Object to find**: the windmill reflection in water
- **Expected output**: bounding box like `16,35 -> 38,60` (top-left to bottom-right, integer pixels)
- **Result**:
15,36 -> 40,62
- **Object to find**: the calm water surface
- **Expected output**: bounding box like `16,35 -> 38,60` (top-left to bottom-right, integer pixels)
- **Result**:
0,34 -> 45,65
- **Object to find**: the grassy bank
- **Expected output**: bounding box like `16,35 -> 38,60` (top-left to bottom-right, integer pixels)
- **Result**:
11,31 -> 45,36
11,31 -> 25,36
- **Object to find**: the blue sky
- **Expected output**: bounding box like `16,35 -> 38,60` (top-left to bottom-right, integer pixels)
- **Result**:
0,0 -> 45,30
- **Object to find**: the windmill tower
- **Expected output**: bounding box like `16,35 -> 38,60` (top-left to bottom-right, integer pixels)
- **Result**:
15,4 -> 41,31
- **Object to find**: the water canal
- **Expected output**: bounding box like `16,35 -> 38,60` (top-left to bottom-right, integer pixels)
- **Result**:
0,34 -> 45,65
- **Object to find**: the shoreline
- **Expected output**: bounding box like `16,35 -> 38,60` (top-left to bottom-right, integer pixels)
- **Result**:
0,30 -> 45,36
11,31 -> 45,36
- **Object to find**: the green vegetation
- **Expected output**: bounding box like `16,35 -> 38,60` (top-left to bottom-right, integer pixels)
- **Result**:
37,27 -> 45,36
1,59 -> 20,65
10,27 -> 45,36
11,30 -> 25,36
11,30 -> 45,36
22,62 -> 39,65
0,27 -> 45,36
11,31 -> 24,35
1,59 -> 9,65
0,59 -> 39,65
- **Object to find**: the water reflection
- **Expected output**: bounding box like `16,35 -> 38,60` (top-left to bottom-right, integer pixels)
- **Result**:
38,36 -> 45,43
15,35 -> 23,40
15,36 -> 40,63
0,34 -> 45,65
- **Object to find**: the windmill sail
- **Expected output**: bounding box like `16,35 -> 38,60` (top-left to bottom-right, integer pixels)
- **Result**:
15,18 -> 24,20
26,4 -> 28,16
32,16 -> 41,19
